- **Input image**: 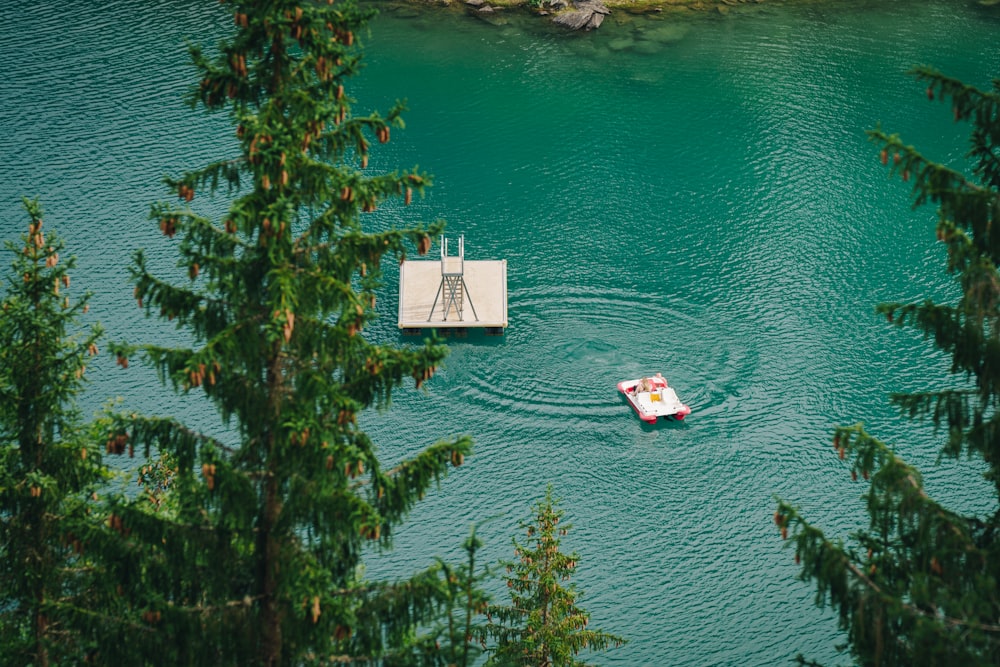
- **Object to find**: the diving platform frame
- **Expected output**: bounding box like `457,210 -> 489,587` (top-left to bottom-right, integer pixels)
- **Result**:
398,235 -> 507,334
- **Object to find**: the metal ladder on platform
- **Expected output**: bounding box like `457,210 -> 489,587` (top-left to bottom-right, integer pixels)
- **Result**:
428,235 -> 478,323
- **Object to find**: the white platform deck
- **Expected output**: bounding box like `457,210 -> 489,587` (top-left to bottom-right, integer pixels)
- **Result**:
634,387 -> 686,418
398,259 -> 508,329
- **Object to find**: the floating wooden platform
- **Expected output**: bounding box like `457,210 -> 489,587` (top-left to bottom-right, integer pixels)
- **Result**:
398,258 -> 508,332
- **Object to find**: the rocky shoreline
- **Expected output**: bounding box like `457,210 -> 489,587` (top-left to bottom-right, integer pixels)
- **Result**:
380,0 -> 997,32
397,0 -> 772,31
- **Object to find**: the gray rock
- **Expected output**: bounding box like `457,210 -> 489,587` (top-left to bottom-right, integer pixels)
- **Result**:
552,0 -> 610,30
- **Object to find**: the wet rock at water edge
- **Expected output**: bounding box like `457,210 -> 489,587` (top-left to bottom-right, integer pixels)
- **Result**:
465,0 -> 496,17
533,0 -> 567,15
465,0 -> 509,25
552,0 -> 610,30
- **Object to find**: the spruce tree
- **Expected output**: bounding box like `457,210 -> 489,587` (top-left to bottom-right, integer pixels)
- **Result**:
0,198 -> 106,666
774,69 -> 1000,666
100,1 -> 472,664
482,486 -> 625,666
434,524 -> 492,667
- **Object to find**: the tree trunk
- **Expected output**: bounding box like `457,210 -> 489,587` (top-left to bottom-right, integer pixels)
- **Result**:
260,348 -> 284,666
260,471 -> 282,666
34,594 -> 49,667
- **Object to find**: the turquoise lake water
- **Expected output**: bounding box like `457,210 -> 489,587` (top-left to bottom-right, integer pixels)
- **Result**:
2,1 -> 999,664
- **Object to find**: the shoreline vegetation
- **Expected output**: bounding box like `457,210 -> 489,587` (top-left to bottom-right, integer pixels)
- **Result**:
373,0 -> 836,30
376,0 -> 1000,32
393,0 -> 778,12
441,0 -> 767,11
372,0 -> 885,32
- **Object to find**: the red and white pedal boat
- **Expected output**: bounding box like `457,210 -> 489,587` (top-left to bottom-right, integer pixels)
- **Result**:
617,373 -> 691,423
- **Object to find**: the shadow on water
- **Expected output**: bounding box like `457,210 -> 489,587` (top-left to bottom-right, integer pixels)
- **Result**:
397,327 -> 509,347
616,393 -> 693,432
636,413 -> 691,433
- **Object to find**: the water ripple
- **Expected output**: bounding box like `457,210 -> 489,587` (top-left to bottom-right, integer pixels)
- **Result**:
3,3 -> 999,667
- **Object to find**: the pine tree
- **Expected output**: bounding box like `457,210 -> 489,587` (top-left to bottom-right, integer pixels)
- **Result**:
774,69 -> 1000,666
482,486 -> 625,666
99,1 -> 472,664
434,524 -> 492,667
0,198 -> 106,666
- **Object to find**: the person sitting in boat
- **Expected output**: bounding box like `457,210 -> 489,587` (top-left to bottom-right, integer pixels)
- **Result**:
635,374 -> 666,393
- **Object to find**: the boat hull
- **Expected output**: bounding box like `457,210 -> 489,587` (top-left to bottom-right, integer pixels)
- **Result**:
617,376 -> 691,423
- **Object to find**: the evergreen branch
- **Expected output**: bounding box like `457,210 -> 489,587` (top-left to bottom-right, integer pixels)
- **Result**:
877,300 -> 983,376
778,504 -> 1000,635
152,594 -> 263,616
910,66 -> 1000,118
779,426 -> 1000,643
843,553 -> 1000,633
131,250 -> 212,316
374,437 -> 473,526
783,67 -> 1000,667
165,157 -> 245,199
887,388 -> 978,423
870,68 -> 1000,263
102,412 -> 236,462
69,3 -> 482,663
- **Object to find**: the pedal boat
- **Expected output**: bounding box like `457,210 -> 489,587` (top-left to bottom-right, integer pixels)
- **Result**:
617,375 -> 691,423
